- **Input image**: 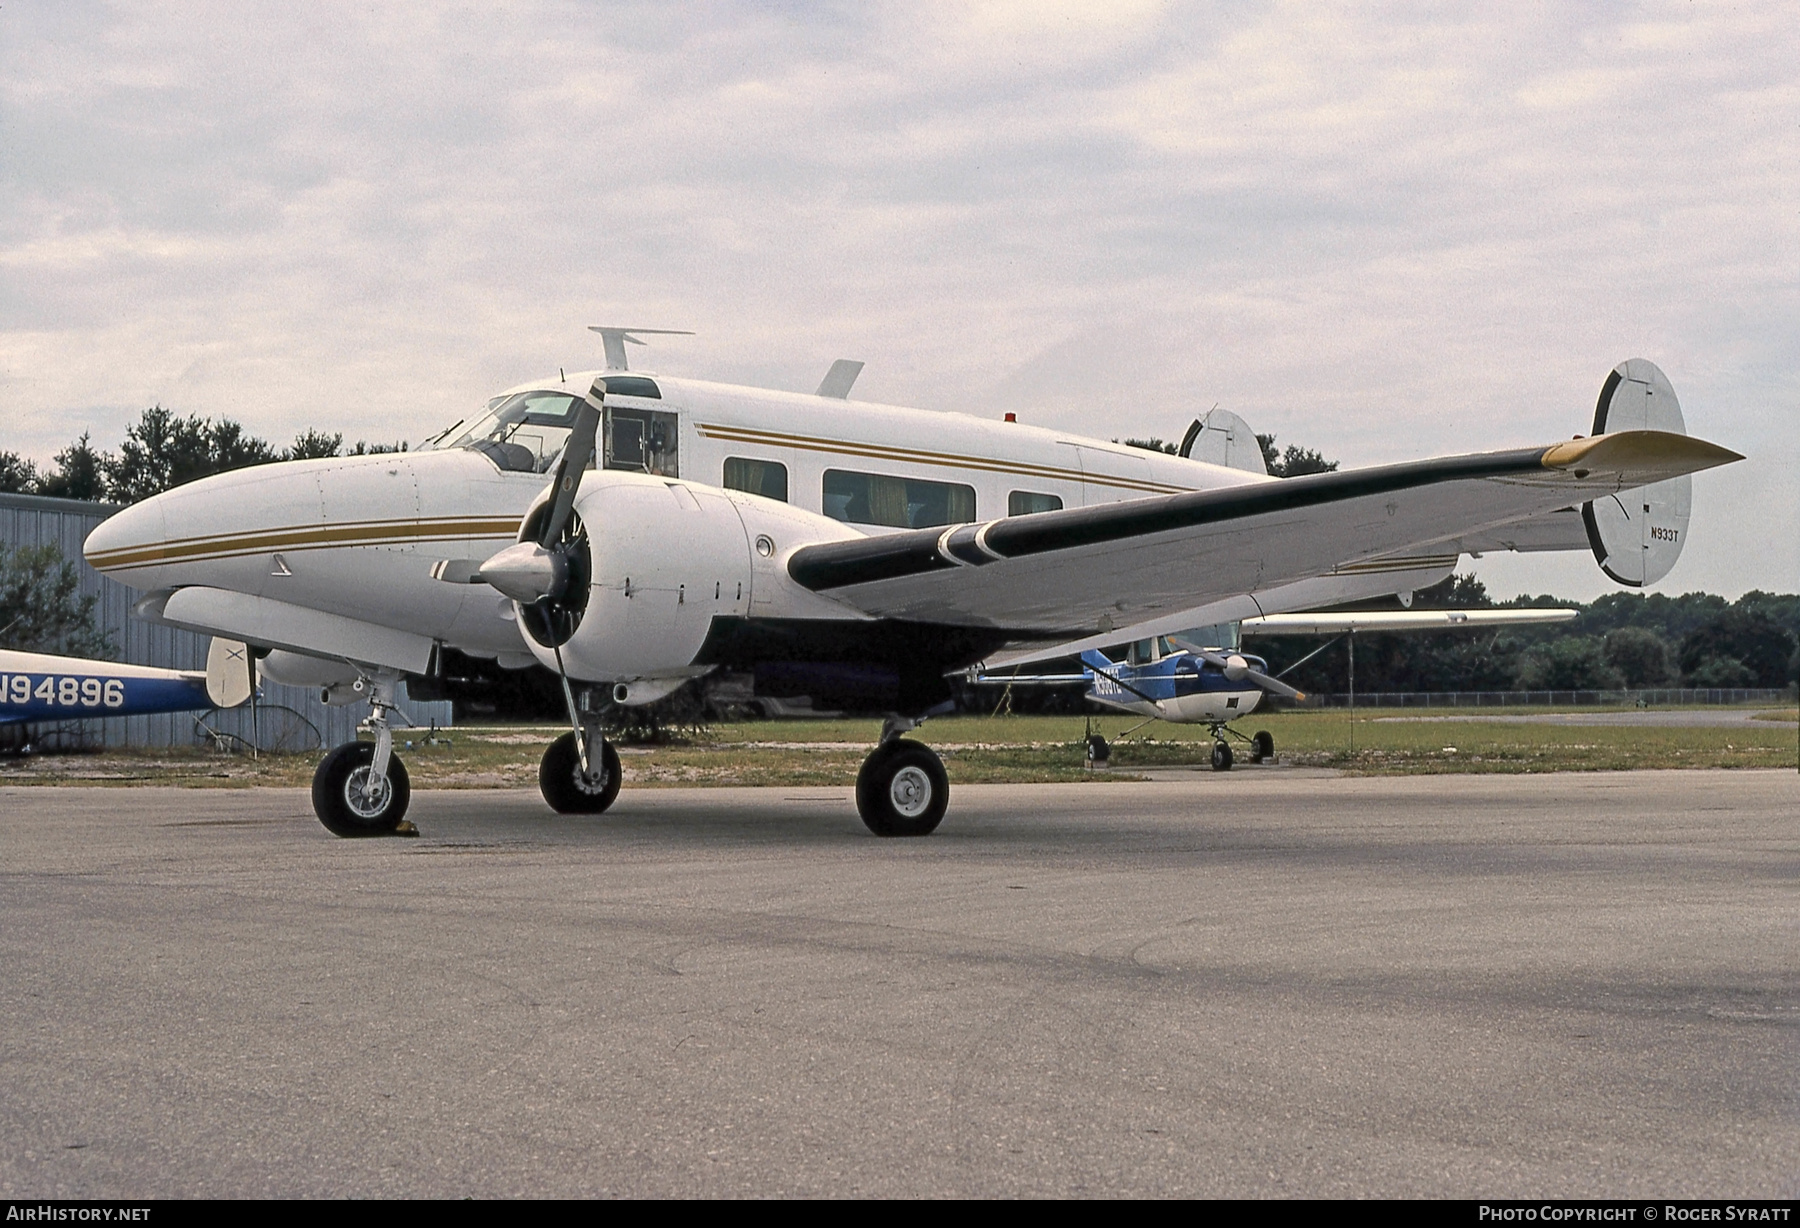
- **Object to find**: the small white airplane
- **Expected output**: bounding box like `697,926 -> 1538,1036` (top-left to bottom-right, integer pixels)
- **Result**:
975,608 -> 1578,769
81,336 -> 1737,838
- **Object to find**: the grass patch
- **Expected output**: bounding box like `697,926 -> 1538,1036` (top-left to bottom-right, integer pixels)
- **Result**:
1,708 -> 1793,788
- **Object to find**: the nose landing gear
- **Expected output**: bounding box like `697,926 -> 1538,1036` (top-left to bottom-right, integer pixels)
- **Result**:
1206,724 -> 1277,771
312,673 -> 416,837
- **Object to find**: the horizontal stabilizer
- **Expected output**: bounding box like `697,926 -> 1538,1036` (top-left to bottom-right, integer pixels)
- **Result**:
586,326 -> 695,372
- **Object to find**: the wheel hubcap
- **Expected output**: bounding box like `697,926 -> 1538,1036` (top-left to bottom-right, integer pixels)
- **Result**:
344,766 -> 391,820
889,765 -> 932,818
571,764 -> 610,795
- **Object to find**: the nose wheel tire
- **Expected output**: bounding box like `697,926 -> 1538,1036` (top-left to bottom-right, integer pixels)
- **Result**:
1210,740 -> 1234,772
540,731 -> 623,814
855,740 -> 949,837
313,742 -> 413,837
1250,730 -> 1275,764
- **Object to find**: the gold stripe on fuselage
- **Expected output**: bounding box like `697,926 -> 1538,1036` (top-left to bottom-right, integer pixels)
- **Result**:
696,423 -> 1194,496
86,516 -> 521,570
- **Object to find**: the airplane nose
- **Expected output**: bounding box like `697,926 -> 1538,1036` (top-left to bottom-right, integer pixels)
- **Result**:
84,495 -> 170,577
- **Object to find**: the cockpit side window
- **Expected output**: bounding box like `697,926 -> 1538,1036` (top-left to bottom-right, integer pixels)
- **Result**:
448,391 -> 588,474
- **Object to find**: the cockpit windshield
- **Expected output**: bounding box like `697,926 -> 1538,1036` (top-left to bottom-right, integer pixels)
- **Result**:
430,391 -> 584,474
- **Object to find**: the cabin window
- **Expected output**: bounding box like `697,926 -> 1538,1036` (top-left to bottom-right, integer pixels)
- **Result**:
723,457 -> 788,502
1008,491 -> 1063,516
605,407 -> 679,477
821,470 -> 975,529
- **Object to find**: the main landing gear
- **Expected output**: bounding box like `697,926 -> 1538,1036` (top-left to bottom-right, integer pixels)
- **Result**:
312,672 -> 417,837
1207,725 -> 1277,772
855,713 -> 950,837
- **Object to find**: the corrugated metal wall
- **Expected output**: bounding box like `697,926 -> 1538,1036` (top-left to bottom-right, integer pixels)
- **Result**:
1,491 -> 452,749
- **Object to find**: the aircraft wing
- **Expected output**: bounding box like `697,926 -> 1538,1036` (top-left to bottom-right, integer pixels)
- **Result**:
787,431 -> 1737,636
1241,609 -> 1577,635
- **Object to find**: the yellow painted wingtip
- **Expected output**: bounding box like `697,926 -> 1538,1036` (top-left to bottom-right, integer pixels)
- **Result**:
1541,430 -> 1743,479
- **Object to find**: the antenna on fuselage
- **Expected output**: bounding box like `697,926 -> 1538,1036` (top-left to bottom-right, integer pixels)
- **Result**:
586,326 -> 695,372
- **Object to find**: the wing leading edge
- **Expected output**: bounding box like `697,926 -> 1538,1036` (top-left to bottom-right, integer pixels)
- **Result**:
786,430 -> 1739,635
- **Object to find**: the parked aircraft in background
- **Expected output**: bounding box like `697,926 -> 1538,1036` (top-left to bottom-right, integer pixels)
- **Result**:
976,608 -> 1578,769
0,637 -> 253,728
81,337 -> 1736,839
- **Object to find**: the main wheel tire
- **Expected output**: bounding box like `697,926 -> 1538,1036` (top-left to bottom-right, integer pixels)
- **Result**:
540,731 -> 623,814
1251,730 -> 1275,764
855,740 -> 949,837
1210,740 -> 1234,772
312,741 -> 412,837
1086,734 -> 1111,764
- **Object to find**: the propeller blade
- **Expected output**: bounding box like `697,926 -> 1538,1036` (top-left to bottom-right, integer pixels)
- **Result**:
538,382 -> 603,549
1170,636 -> 1308,701
1240,667 -> 1307,702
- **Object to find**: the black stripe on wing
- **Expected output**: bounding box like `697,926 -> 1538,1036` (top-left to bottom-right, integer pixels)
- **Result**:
787,446 -> 1550,593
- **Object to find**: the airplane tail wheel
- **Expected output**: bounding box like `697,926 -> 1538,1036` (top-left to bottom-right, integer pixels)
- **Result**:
1210,741 -> 1234,772
855,740 -> 949,837
540,731 -> 623,814
1251,731 -> 1275,764
312,742 -> 412,837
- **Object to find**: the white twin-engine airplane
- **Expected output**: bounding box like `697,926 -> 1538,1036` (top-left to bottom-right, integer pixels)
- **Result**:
83,334 -> 1738,839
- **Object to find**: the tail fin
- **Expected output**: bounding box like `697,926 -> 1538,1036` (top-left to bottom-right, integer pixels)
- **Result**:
1582,359 -> 1693,587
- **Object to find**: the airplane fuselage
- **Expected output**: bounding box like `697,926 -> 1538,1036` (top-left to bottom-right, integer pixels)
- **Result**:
1085,650 -> 1268,724
83,368 -> 1459,687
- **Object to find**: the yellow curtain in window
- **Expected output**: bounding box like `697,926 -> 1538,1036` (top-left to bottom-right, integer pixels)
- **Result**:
945,484 -> 974,524
868,475 -> 910,527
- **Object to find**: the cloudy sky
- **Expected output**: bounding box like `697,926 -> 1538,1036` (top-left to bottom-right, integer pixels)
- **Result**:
4,1 -> 1794,598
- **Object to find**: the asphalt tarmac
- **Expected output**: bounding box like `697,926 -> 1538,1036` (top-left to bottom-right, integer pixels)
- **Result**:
3,771 -> 1797,1198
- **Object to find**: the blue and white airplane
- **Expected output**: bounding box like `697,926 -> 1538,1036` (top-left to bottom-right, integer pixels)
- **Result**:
979,632 -> 1299,769
0,639 -> 254,728
981,607 -> 1577,770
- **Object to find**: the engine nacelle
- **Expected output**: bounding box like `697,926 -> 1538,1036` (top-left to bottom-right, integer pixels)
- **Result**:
260,648 -> 361,691
1583,358 -> 1693,587
516,472 -> 756,688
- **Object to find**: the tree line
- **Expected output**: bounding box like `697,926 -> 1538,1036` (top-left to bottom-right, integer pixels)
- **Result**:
1257,573 -> 1800,695
1,406 -> 405,505
1123,433 -> 1339,478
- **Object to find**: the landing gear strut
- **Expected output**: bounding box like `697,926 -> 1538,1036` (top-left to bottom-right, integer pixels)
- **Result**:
312,673 -> 416,837
855,711 -> 951,837
1207,724 -> 1277,771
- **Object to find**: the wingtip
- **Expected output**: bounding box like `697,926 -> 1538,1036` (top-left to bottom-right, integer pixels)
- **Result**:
1540,430 -> 1743,480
